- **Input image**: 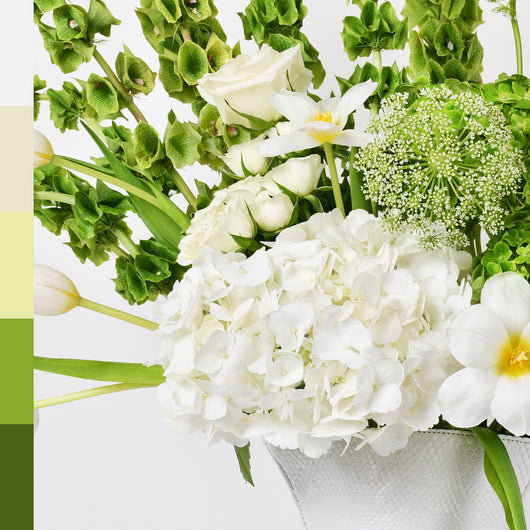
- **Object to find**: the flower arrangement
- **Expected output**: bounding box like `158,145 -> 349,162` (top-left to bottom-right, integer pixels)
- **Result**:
33,0 -> 530,527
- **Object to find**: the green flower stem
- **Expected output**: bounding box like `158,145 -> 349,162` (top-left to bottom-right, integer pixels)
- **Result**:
112,226 -> 139,258
107,241 -> 129,259
34,190 -> 75,205
34,382 -> 158,409
77,297 -> 159,330
474,225 -> 482,257
52,155 -> 161,209
373,49 -> 382,72
37,93 -> 50,101
166,164 -> 197,211
323,143 -> 345,217
92,48 -> 148,123
509,0 -> 524,75
349,148 -> 370,212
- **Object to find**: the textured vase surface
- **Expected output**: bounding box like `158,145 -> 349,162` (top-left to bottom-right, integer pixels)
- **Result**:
266,430 -> 530,530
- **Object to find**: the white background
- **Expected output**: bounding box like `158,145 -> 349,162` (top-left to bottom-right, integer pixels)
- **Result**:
33,1 -> 530,529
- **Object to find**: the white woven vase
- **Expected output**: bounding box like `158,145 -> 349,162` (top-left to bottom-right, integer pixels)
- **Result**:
266,430 -> 530,530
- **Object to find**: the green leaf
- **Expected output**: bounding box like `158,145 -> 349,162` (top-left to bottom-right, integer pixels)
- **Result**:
34,356 -> 165,384
234,443 -> 254,486
471,427 -> 527,530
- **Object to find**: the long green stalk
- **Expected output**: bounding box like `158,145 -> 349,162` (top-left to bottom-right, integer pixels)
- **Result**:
509,0 -> 524,75
34,191 -> 75,205
323,143 -> 345,216
34,383 -> 157,409
166,164 -> 197,211
78,297 -> 159,330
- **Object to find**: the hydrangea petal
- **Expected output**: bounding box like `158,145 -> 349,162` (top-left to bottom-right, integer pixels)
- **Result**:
447,305 -> 508,368
480,272 -> 530,338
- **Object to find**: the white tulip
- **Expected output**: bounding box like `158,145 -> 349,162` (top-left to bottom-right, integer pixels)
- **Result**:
34,130 -> 54,168
34,264 -> 79,316
222,135 -> 269,177
267,155 -> 323,196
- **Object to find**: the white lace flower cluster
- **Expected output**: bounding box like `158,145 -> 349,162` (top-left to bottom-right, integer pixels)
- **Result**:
157,210 -> 470,457
355,86 -> 523,248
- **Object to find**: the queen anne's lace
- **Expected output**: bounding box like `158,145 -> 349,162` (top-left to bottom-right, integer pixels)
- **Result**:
156,210 -> 471,457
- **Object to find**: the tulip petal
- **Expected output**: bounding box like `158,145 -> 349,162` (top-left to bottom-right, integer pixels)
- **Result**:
331,129 -> 373,148
492,375 -> 530,436
258,131 -> 321,157
333,81 -> 377,121
447,304 -> 509,368
480,272 -> 530,338
269,90 -> 317,126
439,367 -> 498,427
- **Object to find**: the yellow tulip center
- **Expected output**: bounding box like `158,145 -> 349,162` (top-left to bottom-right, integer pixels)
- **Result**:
314,110 -> 333,123
498,338 -> 530,378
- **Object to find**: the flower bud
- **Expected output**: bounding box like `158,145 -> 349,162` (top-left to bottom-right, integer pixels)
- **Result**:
222,135 -> 269,178
34,264 -> 80,316
34,130 -> 54,168
250,191 -> 293,232
267,155 -> 323,197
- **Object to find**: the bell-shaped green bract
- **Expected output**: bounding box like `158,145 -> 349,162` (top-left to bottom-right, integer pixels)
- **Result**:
181,0 -> 213,22
133,122 -> 166,170
48,81 -> 86,132
342,0 -> 408,61
154,0 -> 182,22
136,8 -> 168,52
85,73 -> 121,119
165,118 -> 203,168
87,0 -> 120,39
53,4 -> 89,40
177,40 -> 210,85
34,75 -> 47,121
403,0 -> 484,83
34,0 -> 65,12
205,32 -> 232,70
116,45 -> 157,95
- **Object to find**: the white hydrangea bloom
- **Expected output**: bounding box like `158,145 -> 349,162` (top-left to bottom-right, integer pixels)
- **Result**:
158,210 -> 471,457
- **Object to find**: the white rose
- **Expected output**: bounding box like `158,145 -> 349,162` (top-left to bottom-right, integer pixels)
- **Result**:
222,135 -> 269,177
250,190 -> 294,232
197,44 -> 312,127
267,155 -> 324,196
178,195 -> 254,265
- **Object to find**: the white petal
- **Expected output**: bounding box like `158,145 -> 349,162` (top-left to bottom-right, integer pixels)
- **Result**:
447,305 -> 508,368
438,368 -> 498,427
269,90 -> 317,126
492,375 -> 530,436
480,272 -> 530,338
333,81 -> 377,121
202,395 -> 227,420
331,129 -> 373,148
258,131 -> 321,157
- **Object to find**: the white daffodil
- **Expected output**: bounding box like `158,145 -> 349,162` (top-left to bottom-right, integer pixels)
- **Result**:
259,80 -> 377,157
439,272 -> 530,435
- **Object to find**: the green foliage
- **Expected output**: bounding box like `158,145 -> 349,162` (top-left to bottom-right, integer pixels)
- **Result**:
234,443 -> 254,486
35,356 -> 165,384
238,0 -> 325,88
403,0 -> 484,83
34,164 -> 131,266
35,1 -> 120,73
34,75 -> 47,121
472,206 -> 530,301
342,1 -> 408,60
47,81 -> 86,132
114,239 -> 186,304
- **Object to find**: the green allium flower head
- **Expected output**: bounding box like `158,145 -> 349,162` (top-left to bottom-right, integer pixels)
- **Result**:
355,86 -> 523,248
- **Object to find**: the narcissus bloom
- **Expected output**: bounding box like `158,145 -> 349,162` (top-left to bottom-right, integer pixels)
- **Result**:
259,80 -> 376,157
439,272 -> 530,435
